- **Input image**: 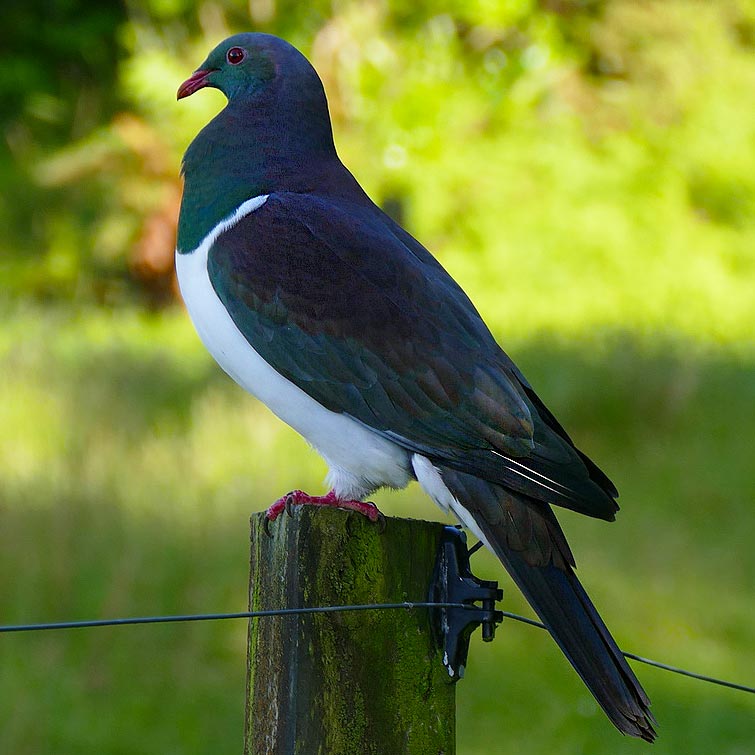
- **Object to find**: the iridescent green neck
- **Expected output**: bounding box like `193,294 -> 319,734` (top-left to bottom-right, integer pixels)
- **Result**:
177,169 -> 265,254
176,108 -> 269,253
177,85 -> 336,253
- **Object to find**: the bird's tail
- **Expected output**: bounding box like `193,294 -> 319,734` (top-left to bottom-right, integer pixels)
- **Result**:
439,467 -> 656,742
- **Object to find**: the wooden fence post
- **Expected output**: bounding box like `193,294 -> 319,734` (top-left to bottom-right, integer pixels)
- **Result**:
244,506 -> 455,755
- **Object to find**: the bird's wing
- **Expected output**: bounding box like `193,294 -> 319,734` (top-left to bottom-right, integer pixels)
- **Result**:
207,191 -> 617,518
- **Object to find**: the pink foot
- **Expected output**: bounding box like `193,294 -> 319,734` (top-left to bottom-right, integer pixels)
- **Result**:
265,489 -> 382,523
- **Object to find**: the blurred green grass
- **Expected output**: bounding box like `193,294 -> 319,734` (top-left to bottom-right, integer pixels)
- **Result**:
2,1 -> 755,752
0,306 -> 752,753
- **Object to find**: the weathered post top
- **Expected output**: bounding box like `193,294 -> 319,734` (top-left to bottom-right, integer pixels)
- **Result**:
244,506 -> 456,755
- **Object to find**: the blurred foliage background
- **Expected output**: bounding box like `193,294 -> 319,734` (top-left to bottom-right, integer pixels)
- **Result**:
1,0 -> 754,753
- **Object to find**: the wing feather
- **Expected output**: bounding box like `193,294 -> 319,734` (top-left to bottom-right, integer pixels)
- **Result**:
208,191 -> 617,518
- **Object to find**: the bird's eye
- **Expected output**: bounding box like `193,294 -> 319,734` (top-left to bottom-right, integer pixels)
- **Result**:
227,47 -> 245,65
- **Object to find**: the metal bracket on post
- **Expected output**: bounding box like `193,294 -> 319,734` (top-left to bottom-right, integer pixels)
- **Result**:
429,526 -> 503,681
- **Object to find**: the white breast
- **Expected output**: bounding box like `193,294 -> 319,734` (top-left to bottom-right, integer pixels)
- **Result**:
175,195 -> 412,500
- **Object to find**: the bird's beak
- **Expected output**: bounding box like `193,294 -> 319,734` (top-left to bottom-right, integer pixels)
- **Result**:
177,69 -> 216,100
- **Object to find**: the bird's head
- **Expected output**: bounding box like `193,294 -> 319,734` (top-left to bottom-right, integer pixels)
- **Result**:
177,33 -> 311,103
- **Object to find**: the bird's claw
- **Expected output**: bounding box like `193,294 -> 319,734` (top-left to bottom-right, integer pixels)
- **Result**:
264,489 -> 385,529
262,515 -> 274,537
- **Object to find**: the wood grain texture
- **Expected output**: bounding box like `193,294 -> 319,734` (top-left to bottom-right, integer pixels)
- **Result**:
244,507 -> 455,755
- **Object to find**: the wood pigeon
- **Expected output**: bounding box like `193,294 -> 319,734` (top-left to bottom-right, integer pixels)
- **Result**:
176,33 -> 655,741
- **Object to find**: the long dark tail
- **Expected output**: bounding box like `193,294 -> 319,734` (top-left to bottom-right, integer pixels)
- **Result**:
440,468 -> 656,742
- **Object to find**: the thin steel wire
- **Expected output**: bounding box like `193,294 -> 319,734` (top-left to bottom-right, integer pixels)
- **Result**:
496,611 -> 755,694
0,602 -> 466,633
1,602 -> 753,694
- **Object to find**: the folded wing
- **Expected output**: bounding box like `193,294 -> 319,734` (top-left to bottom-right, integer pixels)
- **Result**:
208,191 -> 618,519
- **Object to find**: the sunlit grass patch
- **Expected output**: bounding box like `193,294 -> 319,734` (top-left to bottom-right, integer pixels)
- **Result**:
0,306 -> 752,753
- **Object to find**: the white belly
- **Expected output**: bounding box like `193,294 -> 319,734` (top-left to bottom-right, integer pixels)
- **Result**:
175,195 -> 412,499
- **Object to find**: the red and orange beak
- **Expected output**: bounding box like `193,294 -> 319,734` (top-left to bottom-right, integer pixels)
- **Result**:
177,69 -> 216,100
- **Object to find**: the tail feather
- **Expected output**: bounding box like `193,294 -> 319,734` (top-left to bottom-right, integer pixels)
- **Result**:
439,467 -> 656,742
494,543 -> 655,740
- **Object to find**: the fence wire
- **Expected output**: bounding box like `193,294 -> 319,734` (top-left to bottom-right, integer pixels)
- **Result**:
1,602 -> 753,694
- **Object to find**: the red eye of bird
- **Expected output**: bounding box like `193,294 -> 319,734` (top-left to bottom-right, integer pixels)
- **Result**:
227,47 -> 245,65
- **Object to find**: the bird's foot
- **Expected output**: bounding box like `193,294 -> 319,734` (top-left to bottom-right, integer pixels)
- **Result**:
265,489 -> 382,523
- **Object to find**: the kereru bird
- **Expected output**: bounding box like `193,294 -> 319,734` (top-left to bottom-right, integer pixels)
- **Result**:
176,33 -> 655,741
